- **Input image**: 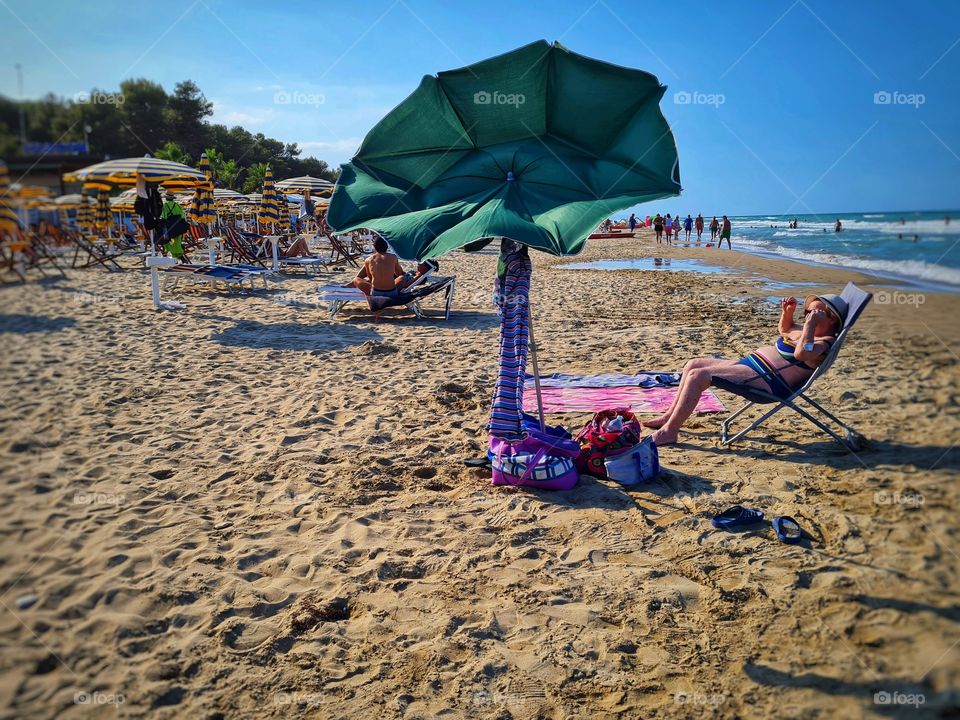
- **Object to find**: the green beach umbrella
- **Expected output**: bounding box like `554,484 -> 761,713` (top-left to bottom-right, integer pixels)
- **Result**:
328,40 -> 681,260
190,152 -> 216,226
257,166 -> 280,231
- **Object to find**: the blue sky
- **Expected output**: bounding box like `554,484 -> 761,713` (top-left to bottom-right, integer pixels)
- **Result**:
2,0 -> 958,216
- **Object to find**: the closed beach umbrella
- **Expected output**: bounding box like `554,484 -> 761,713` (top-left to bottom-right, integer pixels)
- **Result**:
257,166 -> 280,231
94,189 -> 111,230
76,189 -> 94,231
65,155 -> 206,187
190,152 -> 216,226
0,161 -> 21,239
276,175 -> 334,196
328,40 -> 680,433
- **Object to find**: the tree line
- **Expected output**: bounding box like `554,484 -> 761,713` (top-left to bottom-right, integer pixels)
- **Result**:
0,79 -> 337,193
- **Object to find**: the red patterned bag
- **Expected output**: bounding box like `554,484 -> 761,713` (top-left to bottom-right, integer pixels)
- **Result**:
575,409 -> 644,478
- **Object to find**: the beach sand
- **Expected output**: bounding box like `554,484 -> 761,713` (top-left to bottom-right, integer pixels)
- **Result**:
0,234 -> 958,718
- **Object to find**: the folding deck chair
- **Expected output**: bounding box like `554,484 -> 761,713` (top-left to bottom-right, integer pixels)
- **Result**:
711,282 -> 872,452
318,269 -> 456,320
324,232 -> 362,268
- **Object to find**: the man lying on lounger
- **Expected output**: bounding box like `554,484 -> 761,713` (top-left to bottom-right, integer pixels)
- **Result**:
644,293 -> 847,446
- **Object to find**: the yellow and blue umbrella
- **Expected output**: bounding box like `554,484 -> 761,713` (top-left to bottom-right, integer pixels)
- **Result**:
275,175 -> 334,196
0,161 -> 21,238
94,189 -> 111,230
65,156 -> 206,187
257,166 -> 280,230
189,152 -> 216,226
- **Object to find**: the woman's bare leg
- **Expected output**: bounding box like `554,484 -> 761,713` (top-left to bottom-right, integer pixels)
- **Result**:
643,358 -> 736,428
650,362 -> 759,445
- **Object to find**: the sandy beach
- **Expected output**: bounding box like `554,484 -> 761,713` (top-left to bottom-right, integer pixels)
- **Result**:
0,234 -> 958,719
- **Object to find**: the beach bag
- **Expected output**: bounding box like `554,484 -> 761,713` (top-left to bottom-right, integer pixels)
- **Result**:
163,215 -> 189,241
489,418 -> 581,490
575,408 -> 644,478
604,437 -> 660,485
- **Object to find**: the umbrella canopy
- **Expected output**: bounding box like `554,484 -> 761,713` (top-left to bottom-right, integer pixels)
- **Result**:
276,175 -> 334,196
65,156 -> 206,187
54,193 -> 96,208
190,153 -> 216,225
0,161 -> 21,238
214,188 -> 244,200
257,167 -> 281,229
328,40 -> 680,260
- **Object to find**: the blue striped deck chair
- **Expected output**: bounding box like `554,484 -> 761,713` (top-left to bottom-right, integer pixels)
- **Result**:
711,282 -> 872,452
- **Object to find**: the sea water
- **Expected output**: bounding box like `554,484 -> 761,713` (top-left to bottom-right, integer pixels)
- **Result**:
724,210 -> 960,290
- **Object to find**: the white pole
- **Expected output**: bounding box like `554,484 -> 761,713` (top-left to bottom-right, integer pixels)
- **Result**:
527,307 -> 546,433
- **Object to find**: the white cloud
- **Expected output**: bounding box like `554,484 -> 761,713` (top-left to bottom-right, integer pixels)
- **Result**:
296,138 -> 363,163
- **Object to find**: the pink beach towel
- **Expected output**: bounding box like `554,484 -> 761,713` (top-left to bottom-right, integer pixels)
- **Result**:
522,385 -> 725,415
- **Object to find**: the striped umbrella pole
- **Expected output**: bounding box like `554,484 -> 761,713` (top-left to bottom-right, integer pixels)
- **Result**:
0,161 -> 20,240
95,190 -> 111,237
191,153 -> 216,231
489,240 -> 536,440
258,166 -> 280,234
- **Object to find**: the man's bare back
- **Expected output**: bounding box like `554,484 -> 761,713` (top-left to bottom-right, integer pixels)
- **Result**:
365,251 -> 404,292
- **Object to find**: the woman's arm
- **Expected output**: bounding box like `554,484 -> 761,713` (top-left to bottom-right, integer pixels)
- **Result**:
793,309 -> 833,363
778,296 -> 799,334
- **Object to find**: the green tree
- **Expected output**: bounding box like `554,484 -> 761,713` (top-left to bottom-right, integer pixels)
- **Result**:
155,141 -> 191,165
166,80 -> 212,157
242,162 -> 268,194
117,78 -> 169,156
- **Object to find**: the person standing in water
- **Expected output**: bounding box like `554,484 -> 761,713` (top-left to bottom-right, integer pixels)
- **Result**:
717,215 -> 732,249
835,219 -> 842,232
654,213 -> 664,244
683,214 -> 693,242
710,216 -> 719,242
694,213 -> 704,243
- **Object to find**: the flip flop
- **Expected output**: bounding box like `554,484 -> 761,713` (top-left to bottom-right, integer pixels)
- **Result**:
773,516 -> 803,544
463,457 -> 491,469
711,505 -> 764,530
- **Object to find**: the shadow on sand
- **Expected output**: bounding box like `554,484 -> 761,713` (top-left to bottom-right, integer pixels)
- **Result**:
0,314 -> 77,334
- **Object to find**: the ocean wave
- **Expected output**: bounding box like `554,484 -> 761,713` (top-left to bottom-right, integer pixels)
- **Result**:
733,218 -> 957,236
735,241 -> 960,287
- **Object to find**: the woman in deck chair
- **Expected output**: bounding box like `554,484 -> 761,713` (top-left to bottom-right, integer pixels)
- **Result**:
644,293 -> 847,445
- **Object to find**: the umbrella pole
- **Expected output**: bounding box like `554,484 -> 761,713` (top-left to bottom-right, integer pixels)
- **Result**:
527,306 -> 546,433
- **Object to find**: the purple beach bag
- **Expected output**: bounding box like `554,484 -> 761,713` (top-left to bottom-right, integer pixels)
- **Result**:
489,427 -> 582,491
